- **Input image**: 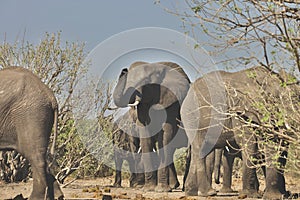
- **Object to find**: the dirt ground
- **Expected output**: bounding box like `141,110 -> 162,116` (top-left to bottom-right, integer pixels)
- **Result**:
0,175 -> 299,200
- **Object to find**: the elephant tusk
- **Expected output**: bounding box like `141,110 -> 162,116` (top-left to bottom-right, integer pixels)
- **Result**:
107,107 -> 119,110
128,100 -> 140,107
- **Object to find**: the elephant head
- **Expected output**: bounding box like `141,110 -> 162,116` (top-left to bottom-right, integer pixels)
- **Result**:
113,61 -> 190,109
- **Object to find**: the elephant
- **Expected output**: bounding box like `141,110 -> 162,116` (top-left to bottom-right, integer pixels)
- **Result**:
180,66 -> 298,199
0,67 -> 63,200
182,146 -> 241,193
213,147 -> 242,193
113,61 -> 190,192
112,107 -> 184,190
112,108 -> 144,188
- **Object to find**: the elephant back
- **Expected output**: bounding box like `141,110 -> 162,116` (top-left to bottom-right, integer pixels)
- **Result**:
1,66 -> 58,110
157,62 -> 191,83
129,61 -> 148,69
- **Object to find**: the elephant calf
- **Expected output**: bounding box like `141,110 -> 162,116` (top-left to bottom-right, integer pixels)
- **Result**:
112,109 -> 145,188
0,67 -> 63,200
112,108 -> 181,190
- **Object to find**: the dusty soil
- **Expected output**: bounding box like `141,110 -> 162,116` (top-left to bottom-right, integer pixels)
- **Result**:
0,175 -> 299,200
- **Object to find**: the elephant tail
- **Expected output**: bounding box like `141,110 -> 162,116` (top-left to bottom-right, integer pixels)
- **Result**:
50,105 -> 58,157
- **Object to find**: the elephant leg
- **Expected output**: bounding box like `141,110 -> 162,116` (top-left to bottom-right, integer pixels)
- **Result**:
185,134 -> 216,196
133,153 -> 146,187
140,137 -> 157,191
205,150 -> 215,193
239,145 -> 261,199
128,155 -> 138,188
213,148 -> 223,185
233,118 -> 261,198
182,146 -> 191,192
184,138 -> 200,196
113,150 -> 123,187
169,162 -> 180,189
263,168 -> 284,199
30,156 -> 53,200
155,125 -> 173,192
263,147 -> 288,199
18,124 -> 54,200
240,158 -> 261,198
220,149 -> 235,193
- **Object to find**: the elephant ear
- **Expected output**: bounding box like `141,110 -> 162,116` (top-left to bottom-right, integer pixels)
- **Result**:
158,62 -> 191,106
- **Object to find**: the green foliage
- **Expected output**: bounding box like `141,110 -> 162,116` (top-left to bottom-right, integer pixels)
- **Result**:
174,148 -> 188,176
0,32 -> 116,183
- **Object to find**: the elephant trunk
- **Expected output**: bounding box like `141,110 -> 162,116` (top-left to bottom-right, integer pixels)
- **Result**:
113,68 -> 141,107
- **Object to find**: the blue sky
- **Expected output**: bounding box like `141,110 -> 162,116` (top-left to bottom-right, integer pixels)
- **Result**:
0,0 -> 185,51
0,1 -> 220,83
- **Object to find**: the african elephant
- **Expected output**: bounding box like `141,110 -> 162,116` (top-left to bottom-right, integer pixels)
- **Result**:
0,67 -> 63,200
113,61 -> 190,192
113,107 -> 184,190
112,108 -> 144,188
181,66 -> 297,199
213,147 -> 242,193
182,147 -> 239,193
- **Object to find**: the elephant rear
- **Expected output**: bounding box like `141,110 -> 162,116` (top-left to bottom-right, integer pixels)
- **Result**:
0,67 -> 62,200
0,67 -> 58,150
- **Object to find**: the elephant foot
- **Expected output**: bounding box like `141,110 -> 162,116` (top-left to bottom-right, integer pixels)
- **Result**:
219,187 -> 235,193
185,188 -> 198,196
170,181 -> 180,190
198,188 -> 217,197
263,190 -> 284,200
142,183 -> 156,192
131,180 -> 144,188
239,189 -> 262,199
155,183 -> 172,192
112,183 -> 122,188
133,184 -> 144,189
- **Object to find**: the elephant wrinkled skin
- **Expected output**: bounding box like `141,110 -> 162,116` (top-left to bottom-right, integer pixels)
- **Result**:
112,108 -> 144,188
181,66 -> 298,199
113,61 -> 190,192
112,108 -> 182,189
0,67 -> 63,200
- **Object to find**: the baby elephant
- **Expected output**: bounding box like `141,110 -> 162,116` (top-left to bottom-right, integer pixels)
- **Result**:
0,67 -> 63,200
112,109 -> 145,188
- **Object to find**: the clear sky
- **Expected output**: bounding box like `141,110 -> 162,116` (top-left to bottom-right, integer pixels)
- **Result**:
0,1 -> 221,83
0,0 -> 186,51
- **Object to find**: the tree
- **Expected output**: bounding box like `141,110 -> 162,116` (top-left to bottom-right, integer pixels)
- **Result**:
164,0 -> 299,72
162,0 -> 300,173
0,32 -> 116,183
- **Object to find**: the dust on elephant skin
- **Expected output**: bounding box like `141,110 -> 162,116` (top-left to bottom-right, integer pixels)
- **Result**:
113,62 -> 190,192
0,67 -> 63,200
181,66 -> 299,199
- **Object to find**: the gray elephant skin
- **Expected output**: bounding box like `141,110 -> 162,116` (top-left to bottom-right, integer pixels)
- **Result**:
182,147 -> 242,193
113,61 -> 190,192
0,67 -> 63,200
181,66 -> 298,199
112,108 -> 183,189
213,147 -> 242,193
112,108 -> 144,188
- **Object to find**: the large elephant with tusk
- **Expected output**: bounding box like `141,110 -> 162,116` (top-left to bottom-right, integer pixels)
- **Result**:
113,61 -> 190,192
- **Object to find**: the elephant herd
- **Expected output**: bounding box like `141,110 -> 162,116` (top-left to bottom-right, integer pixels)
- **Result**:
0,62 -> 299,200
112,62 -> 299,200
